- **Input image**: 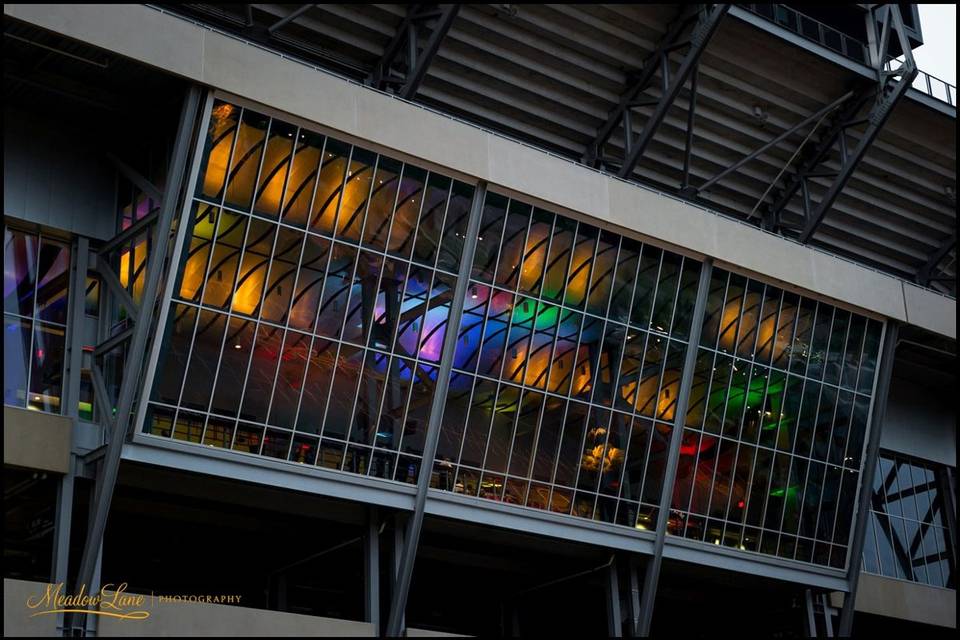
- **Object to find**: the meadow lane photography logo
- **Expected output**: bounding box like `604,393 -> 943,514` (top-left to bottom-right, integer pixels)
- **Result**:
25,582 -> 243,621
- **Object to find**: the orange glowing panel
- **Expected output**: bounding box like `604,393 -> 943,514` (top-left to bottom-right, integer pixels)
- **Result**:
253,125 -> 295,218
310,151 -> 349,235
565,235 -> 593,308
624,369 -> 682,421
282,141 -> 322,227
519,217 -> 550,294
336,156 -> 375,242
201,102 -> 238,199
224,113 -> 268,210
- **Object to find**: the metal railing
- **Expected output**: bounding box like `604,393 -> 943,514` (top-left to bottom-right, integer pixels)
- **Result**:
741,4 -> 956,108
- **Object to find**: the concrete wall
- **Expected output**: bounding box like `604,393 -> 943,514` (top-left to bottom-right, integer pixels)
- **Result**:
830,573 -> 956,629
882,369 -> 956,467
3,406 -> 72,474
96,598 -> 375,637
4,108 -> 116,240
3,579 -> 61,637
3,3 -> 955,340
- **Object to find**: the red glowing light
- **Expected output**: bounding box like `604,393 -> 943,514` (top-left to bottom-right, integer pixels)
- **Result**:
36,349 -> 44,359
737,500 -> 745,509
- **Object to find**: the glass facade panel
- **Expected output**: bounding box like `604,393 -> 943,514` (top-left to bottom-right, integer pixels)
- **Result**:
142,99 -> 898,572
4,227 -> 71,414
145,100 -> 474,485
670,267 -> 884,568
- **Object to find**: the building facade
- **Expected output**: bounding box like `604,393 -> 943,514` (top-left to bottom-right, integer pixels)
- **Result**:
3,3 -> 956,637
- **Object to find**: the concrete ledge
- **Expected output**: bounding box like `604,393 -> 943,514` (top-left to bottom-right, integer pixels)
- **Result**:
830,573 -> 957,629
3,406 -> 72,474
902,282 -> 957,340
3,580 -> 61,637
3,3 -> 956,337
96,595 -> 374,637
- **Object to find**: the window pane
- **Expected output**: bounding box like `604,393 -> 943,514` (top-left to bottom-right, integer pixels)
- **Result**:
35,239 -> 70,325
4,228 -> 38,318
4,314 -> 31,408
28,322 -> 66,412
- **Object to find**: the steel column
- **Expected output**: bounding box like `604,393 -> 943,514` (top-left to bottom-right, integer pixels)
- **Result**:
627,557 -> 642,637
606,558 -> 623,637
71,86 -> 203,627
364,507 -> 381,631
385,181 -> 487,637
399,4 -> 459,99
636,258 -> 713,636
838,321 -> 899,636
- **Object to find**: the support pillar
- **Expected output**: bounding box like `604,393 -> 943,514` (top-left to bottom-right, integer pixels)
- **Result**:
636,258 -> 714,636
364,507 -> 381,632
837,321 -> 899,636
385,182 -> 488,637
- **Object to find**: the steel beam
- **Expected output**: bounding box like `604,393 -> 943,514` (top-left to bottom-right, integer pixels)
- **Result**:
94,254 -> 138,320
916,231 -> 956,286
616,5 -> 729,179
267,4 -> 314,34
369,4 -> 460,100
838,321 -> 899,636
71,86 -> 203,628
385,180 -> 487,637
584,4 -> 700,167
763,6 -> 918,239
98,209 -> 158,257
636,258 -> 714,636
106,152 -> 163,203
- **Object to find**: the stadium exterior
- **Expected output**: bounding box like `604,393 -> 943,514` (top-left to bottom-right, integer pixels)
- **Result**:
2,3 -> 955,636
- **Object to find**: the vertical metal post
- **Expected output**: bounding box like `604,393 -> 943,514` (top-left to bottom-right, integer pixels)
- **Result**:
804,589 -> 817,637
837,321 -> 898,636
52,458 -> 75,636
392,514 -> 406,632
386,181 -> 488,637
821,593 -> 834,637
364,507 -> 380,631
64,237 -> 90,420
628,557 -> 642,637
71,86 -> 203,625
606,558 -> 622,637
636,258 -> 713,636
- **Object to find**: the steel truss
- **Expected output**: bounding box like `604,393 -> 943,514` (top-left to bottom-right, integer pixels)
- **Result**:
758,5 -> 918,239
368,4 -> 461,100
67,86 -> 205,633
582,4 -> 730,178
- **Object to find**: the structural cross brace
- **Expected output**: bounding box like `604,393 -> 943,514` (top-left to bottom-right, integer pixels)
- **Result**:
367,3 -> 460,100
760,5 -> 918,240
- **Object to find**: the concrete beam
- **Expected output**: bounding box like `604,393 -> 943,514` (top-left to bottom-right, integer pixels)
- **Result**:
829,573 -> 957,629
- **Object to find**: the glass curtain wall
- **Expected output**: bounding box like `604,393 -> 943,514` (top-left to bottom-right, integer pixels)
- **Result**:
432,191 -> 702,531
669,267 -> 884,568
862,453 -> 956,588
141,97 -> 889,571
143,99 -> 474,484
4,226 -> 71,414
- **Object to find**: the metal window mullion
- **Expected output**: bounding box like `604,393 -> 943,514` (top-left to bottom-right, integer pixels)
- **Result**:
567,227 -> 606,500
223,114 -> 276,450
790,376 -> 827,558
340,154 -> 383,450
133,91 -> 216,441
23,229 -> 43,409
678,349 -> 718,539
754,293 -> 789,543
264,124 -> 311,457
379,162 -> 408,269
799,305 -> 839,554
283,135 -> 341,446
661,253 -> 688,342
63,236 -> 89,419
307,143 -> 358,445
609,240 -> 647,513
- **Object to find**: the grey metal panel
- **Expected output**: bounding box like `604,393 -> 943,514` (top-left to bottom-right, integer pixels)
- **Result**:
882,374 -> 957,467
3,109 -> 115,240
660,538 -> 850,592
423,490 -> 656,555
124,438 -> 418,510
